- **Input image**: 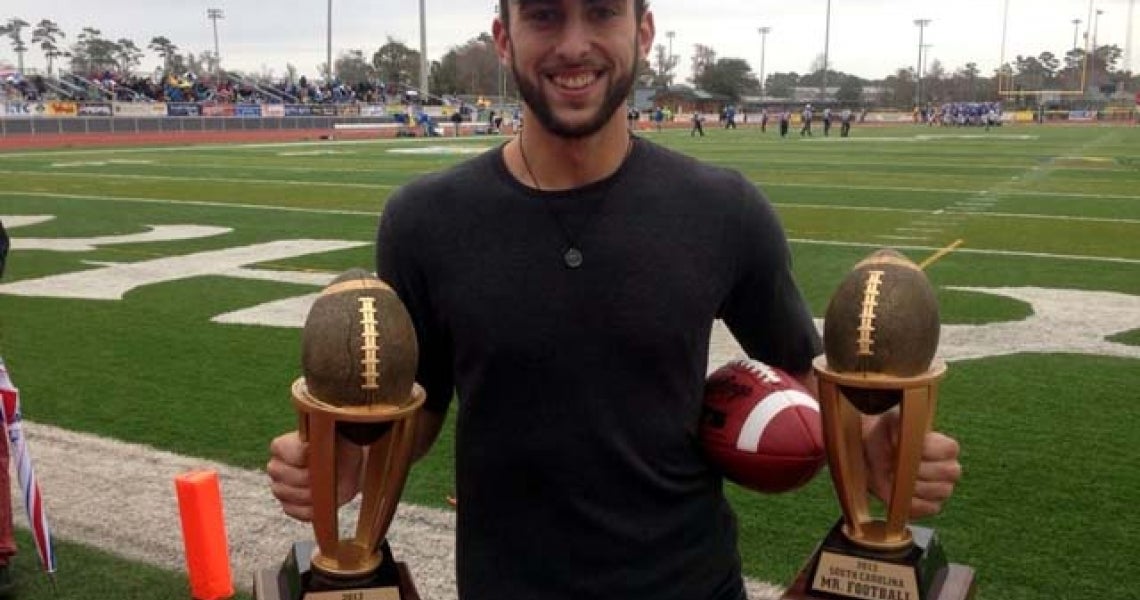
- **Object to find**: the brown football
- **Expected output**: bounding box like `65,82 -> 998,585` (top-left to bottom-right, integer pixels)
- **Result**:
301,268 -> 419,410
822,249 -> 940,413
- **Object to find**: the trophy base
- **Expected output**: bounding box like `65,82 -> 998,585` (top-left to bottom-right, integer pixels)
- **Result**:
782,521 -> 976,600
253,541 -> 421,600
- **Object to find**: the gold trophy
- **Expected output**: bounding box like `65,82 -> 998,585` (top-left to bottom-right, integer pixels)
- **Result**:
784,249 -> 976,600
255,269 -> 424,600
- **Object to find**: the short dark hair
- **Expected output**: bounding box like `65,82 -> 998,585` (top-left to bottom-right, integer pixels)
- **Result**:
500,1 -> 649,25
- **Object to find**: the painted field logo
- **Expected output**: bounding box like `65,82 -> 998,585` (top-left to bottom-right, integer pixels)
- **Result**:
2,216 -> 1139,364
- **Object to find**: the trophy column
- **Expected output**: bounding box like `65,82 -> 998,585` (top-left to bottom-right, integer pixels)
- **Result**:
817,362 -> 942,551
782,249 -> 976,600
254,269 -> 425,600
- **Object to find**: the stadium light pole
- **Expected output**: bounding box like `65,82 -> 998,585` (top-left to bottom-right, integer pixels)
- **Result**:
999,0 -> 1010,96
913,19 -> 931,108
419,0 -> 429,97
495,4 -> 503,102
327,0 -> 333,81
1126,0 -> 1134,87
666,30 -> 676,85
1092,9 -> 1103,51
207,9 -> 224,76
1085,6 -> 1103,94
1072,18 -> 1082,51
1090,8 -> 1104,93
758,27 -> 771,99
822,0 -> 832,99
921,44 -> 933,93
1081,0 -> 1094,93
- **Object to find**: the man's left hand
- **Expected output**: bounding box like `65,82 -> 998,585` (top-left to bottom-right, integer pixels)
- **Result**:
862,412 -> 962,519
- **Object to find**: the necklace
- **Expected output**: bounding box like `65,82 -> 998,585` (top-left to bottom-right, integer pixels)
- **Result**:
518,135 -> 633,269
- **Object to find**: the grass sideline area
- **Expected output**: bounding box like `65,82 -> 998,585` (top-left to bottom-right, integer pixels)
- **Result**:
0,124 -> 1138,599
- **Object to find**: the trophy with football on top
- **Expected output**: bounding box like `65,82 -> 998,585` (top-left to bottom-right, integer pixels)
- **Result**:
254,269 -> 424,600
783,248 -> 976,600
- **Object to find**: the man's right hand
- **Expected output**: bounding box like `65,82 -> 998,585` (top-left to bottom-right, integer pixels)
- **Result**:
267,431 -> 364,522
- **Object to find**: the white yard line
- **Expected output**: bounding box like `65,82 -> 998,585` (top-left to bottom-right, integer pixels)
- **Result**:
790,238 -> 1140,265
779,203 -> 1139,225
876,235 -> 930,241
5,190 -> 1137,226
755,180 -> 1140,202
0,191 -> 378,217
0,169 -> 395,190
0,136 -> 506,160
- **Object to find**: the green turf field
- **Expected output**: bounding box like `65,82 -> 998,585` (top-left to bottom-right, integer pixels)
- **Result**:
0,123 -> 1138,599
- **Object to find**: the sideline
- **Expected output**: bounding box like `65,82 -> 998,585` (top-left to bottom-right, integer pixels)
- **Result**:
16,421 -> 783,599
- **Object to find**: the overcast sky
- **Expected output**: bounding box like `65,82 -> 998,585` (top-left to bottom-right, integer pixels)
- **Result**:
2,0 -> 1137,83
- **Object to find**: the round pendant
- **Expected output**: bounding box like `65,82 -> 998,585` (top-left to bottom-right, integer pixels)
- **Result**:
563,247 -> 584,269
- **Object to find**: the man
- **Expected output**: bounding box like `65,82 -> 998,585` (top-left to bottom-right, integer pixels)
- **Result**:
840,107 -> 852,138
450,108 -> 464,137
800,103 -> 813,136
691,109 -> 705,137
268,3 -> 962,599
724,104 -> 737,129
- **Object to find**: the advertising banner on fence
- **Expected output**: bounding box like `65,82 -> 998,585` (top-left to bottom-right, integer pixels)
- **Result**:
44,101 -> 79,117
78,103 -> 113,117
360,104 -> 388,117
113,102 -> 167,117
284,104 -> 312,116
201,103 -> 235,117
3,102 -> 43,117
336,104 -> 361,116
167,102 -> 202,117
1068,110 -> 1095,122
235,104 -> 262,117
1012,110 -> 1036,123
261,104 -> 285,117
310,105 -> 337,116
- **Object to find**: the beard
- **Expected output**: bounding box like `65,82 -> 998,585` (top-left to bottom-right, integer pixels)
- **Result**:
510,40 -> 638,139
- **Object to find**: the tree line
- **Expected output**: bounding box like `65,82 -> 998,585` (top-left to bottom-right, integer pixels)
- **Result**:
3,15 -> 1136,106
642,38 -> 1136,106
0,17 -> 219,79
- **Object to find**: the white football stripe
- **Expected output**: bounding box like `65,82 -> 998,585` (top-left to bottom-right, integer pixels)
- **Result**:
736,391 -> 820,452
